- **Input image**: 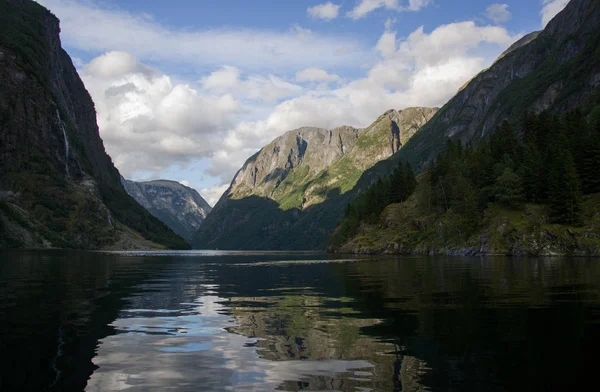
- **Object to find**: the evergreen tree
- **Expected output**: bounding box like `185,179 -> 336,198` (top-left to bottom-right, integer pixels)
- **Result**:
493,168 -> 524,206
521,143 -> 546,202
491,121 -> 521,164
548,150 -> 582,225
577,115 -> 600,194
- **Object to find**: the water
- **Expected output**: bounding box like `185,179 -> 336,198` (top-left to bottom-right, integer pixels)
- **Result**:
1,251 -> 599,391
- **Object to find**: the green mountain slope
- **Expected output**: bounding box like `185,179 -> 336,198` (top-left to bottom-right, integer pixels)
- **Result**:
193,108 -> 437,250
326,0 -> 600,248
330,110 -> 600,256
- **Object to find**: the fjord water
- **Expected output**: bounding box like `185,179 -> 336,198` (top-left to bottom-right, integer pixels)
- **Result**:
1,252 -> 599,391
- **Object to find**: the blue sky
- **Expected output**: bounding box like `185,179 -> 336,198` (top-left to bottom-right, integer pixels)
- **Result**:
39,0 -> 570,205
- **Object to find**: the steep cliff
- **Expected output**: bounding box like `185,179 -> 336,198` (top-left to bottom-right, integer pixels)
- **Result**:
0,0 -> 189,249
193,107 -> 437,250
121,178 -> 212,242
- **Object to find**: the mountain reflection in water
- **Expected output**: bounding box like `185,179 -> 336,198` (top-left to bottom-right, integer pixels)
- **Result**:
0,251 -> 599,391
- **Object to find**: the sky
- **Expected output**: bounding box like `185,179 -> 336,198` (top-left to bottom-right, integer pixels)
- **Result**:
37,0 -> 570,205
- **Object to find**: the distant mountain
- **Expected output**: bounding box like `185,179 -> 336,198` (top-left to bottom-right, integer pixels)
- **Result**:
121,178 -> 212,242
0,0 -> 188,249
193,107 -> 437,250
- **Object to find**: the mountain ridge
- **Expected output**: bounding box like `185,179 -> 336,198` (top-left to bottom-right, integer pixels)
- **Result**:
194,107 -> 438,250
121,177 -> 212,242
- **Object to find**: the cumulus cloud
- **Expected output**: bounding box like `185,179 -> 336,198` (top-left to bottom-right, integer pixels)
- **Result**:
81,51 -> 242,178
43,0 -> 369,71
347,0 -> 431,19
201,66 -> 303,104
485,4 -> 511,24
541,0 -> 569,27
307,2 -> 341,20
295,68 -> 340,83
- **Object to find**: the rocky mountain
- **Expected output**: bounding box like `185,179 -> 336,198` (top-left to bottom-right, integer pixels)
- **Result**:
394,0 -> 600,170
193,107 -> 437,250
0,0 -> 188,249
121,178 -> 212,242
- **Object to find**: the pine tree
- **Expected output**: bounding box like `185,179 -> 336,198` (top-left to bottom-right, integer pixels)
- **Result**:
548,150 -> 582,225
403,162 -> 417,198
493,168 -> 524,206
389,167 -> 404,204
491,121 -> 521,164
577,115 -> 600,194
521,143 -> 546,202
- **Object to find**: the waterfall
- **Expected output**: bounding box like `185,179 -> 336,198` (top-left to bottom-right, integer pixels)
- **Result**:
108,214 -> 114,228
56,109 -> 70,178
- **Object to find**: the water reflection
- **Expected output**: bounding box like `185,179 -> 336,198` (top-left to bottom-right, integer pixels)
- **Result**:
1,252 -> 600,391
88,282 -> 387,391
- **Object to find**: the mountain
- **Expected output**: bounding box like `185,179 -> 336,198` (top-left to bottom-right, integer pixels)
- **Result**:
193,107 -> 437,250
330,0 -> 600,256
394,0 -> 600,170
121,178 -> 212,242
0,0 -> 188,249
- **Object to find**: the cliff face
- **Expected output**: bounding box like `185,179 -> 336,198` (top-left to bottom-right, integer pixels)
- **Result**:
0,0 -> 188,249
396,0 -> 600,169
121,178 -> 212,242
193,107 -> 437,250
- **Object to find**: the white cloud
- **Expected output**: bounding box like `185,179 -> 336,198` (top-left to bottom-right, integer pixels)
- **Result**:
347,0 -> 431,19
201,66 -> 303,104
348,0 -> 398,19
201,184 -> 231,206
307,2 -> 341,20
81,51 -> 242,178
180,180 -> 191,187
486,4 -> 512,24
541,0 -> 569,27
43,0 -> 368,71
405,0 -> 432,11
295,67 -> 340,83
375,28 -> 397,58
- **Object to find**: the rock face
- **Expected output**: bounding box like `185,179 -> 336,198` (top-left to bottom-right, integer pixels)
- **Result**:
193,107 -> 437,250
0,0 -> 188,249
121,178 -> 212,242
396,0 -> 600,169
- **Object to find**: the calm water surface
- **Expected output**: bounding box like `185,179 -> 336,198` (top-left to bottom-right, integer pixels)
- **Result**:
1,251 -> 599,391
